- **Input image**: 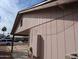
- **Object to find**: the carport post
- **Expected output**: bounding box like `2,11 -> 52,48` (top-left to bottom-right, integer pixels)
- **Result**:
11,34 -> 15,53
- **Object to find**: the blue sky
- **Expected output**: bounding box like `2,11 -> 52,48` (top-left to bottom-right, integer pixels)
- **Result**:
0,0 -> 45,35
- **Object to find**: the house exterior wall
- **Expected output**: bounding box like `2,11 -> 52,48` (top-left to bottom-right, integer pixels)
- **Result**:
29,5 -> 77,59
14,3 -> 77,59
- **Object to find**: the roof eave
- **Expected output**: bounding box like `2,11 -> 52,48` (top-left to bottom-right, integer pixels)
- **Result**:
11,0 -> 77,35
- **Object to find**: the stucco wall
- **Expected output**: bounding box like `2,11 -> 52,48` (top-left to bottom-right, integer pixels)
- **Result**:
29,5 -> 77,59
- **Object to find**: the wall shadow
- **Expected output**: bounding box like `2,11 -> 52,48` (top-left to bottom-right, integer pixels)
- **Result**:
37,35 -> 44,59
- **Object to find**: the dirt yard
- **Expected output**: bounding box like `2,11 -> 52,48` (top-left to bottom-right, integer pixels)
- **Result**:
0,42 -> 28,59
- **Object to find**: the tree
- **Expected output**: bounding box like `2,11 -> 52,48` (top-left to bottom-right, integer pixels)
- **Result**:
2,26 -> 7,35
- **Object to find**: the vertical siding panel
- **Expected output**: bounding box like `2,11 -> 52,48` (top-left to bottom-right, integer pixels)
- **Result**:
32,27 -> 38,57
43,35 -> 47,59
51,35 -> 57,59
57,32 -> 65,59
38,23 -> 42,35
42,23 -> 47,59
57,19 -> 65,59
47,22 -> 51,35
32,35 -> 37,57
42,23 -> 47,35
57,19 -> 64,33
46,22 -> 52,59
30,29 -> 33,45
65,20 -> 76,54
47,35 -> 51,59
51,20 -> 57,59
64,14 -> 74,55
74,21 -> 78,53
51,20 -> 56,36
73,12 -> 78,53
64,14 -> 77,54
64,15 -> 73,29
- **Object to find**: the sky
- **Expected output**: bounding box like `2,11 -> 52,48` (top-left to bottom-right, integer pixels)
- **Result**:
0,0 -> 44,35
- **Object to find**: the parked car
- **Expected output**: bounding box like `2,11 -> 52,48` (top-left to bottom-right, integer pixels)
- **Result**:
0,39 -> 12,45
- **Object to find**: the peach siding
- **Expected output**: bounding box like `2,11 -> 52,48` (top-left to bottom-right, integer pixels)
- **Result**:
29,10 -> 77,59
14,3 -> 77,59
15,5 -> 77,33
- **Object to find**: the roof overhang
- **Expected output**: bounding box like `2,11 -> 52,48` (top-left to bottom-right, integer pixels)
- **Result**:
11,0 -> 77,35
11,0 -> 55,35
19,0 -> 77,14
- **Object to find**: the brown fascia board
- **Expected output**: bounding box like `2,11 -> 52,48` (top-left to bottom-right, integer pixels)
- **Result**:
19,0 -> 77,14
11,13 -> 23,35
19,0 -> 58,14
